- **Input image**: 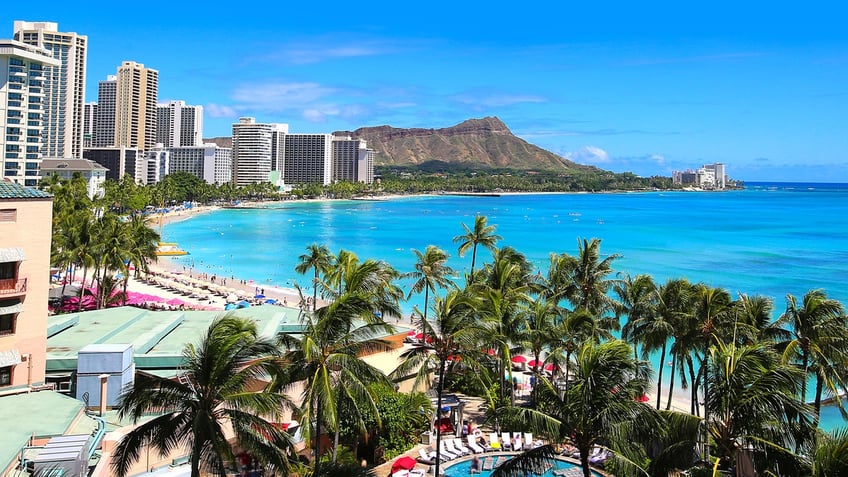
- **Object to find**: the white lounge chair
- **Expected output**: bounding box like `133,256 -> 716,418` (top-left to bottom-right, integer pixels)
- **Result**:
511,432 -> 523,451
488,432 -> 503,451
417,448 -> 437,465
445,438 -> 466,456
501,432 -> 513,450
467,435 -> 485,454
452,438 -> 471,455
523,432 -> 537,449
439,440 -> 458,460
426,445 -> 450,462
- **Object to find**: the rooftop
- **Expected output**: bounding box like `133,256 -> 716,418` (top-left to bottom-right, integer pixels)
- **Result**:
41,158 -> 108,171
47,306 -> 302,376
0,391 -> 99,473
0,181 -> 52,200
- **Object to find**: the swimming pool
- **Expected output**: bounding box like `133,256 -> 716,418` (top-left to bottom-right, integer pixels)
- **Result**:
442,454 -> 602,477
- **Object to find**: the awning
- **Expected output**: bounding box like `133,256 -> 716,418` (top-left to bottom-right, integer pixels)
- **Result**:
0,349 -> 21,367
0,302 -> 23,315
0,248 -> 25,263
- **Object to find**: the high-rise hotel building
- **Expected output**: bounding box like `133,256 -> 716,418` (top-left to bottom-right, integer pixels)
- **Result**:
13,21 -> 87,160
0,39 -> 59,186
156,100 -> 203,148
332,136 -> 374,184
93,75 -> 115,147
231,117 -> 287,186
114,61 -> 158,150
284,134 -> 333,186
82,101 -> 96,148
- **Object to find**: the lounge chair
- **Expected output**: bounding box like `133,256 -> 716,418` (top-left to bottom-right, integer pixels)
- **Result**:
589,449 -> 611,465
417,448 -> 437,465
467,435 -> 485,454
523,432 -> 537,449
488,432 -> 502,451
511,432 -> 523,451
501,432 -> 513,450
439,440 -> 458,460
482,457 -> 494,471
445,438 -> 466,456
452,438 -> 471,455
426,446 -> 450,462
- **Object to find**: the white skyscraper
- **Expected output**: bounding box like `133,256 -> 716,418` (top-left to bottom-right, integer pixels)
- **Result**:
93,76 -> 116,147
156,100 -> 203,148
0,39 -> 60,186
231,117 -> 287,186
13,21 -> 88,159
169,143 -> 232,185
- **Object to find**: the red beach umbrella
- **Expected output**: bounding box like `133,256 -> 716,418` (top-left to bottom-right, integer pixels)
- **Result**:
527,359 -> 540,368
511,355 -> 528,364
407,329 -> 417,336
391,455 -> 417,473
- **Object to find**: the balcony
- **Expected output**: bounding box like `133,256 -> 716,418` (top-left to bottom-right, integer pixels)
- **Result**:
0,278 -> 26,296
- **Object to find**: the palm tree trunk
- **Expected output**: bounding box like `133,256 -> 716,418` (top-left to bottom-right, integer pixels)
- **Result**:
687,359 -> 698,416
578,439 -> 591,477
470,245 -> 477,277
656,342 -> 666,410
434,359 -> 446,477
332,425 -> 340,463
313,398 -> 321,474
665,353 -> 677,411
77,266 -> 88,312
814,372 -> 824,426
190,442 -> 201,477
312,271 -> 319,312
122,277 -> 129,306
423,286 -> 430,321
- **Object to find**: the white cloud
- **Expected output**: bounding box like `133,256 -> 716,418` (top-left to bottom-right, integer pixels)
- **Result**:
204,103 -> 239,118
563,146 -> 611,164
231,82 -> 338,111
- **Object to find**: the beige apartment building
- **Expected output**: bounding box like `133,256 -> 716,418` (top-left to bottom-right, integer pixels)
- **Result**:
0,181 -> 52,392
115,61 -> 158,150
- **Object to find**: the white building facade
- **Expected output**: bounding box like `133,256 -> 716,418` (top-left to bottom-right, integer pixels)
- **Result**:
40,158 -> 107,199
0,39 -> 59,186
13,21 -> 88,160
168,144 -> 232,185
231,117 -> 287,186
144,146 -> 169,184
156,100 -> 203,148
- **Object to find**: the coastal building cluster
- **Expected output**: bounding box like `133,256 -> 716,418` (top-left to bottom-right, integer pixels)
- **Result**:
1,21 -> 375,195
671,162 -> 728,190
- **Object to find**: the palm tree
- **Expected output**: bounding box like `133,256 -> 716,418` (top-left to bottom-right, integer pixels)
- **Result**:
704,339 -> 813,475
453,214 -> 502,278
535,339 -> 657,477
617,273 -> 658,362
120,214 -> 160,305
404,245 -> 456,320
550,237 -> 622,317
280,255 -> 400,471
112,316 -> 295,477
777,289 -> 848,424
811,428 -> 848,476
295,244 -> 335,312
391,289 -> 484,477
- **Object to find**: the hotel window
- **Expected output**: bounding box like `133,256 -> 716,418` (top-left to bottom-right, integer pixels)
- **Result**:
0,366 -> 10,386
0,314 -> 16,336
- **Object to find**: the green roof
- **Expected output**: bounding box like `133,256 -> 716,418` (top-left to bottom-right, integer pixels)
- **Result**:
46,306 -> 303,372
0,391 -> 98,473
0,181 -> 52,199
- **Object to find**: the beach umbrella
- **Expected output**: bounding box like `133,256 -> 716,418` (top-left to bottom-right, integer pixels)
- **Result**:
391,456 -> 417,473
511,355 -> 528,364
254,294 -> 265,299
263,299 -> 277,305
407,329 -> 417,336
224,303 -> 237,310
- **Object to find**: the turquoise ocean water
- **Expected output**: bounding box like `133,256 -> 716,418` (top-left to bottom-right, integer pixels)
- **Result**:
163,182 -> 848,430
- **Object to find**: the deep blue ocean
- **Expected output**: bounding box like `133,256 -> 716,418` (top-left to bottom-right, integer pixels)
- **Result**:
163,182 -> 848,430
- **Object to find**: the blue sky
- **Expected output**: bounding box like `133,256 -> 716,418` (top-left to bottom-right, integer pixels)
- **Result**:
5,1 -> 848,182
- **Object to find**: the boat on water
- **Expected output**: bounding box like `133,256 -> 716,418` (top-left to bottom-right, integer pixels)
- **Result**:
156,242 -> 188,256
